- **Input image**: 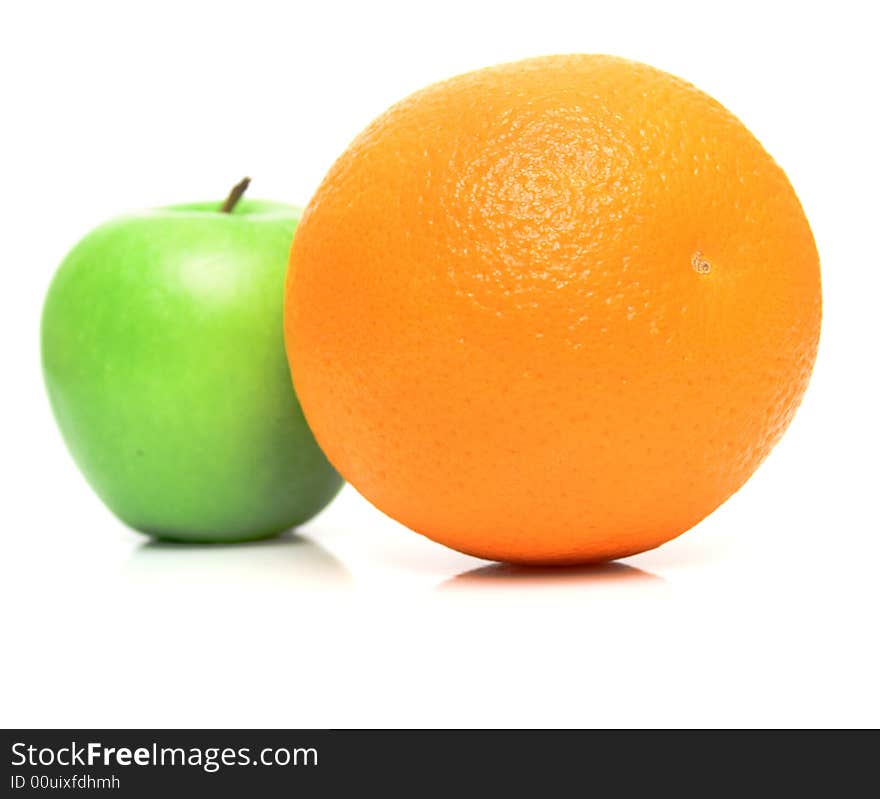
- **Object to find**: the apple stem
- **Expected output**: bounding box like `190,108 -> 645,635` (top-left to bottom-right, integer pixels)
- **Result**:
220,177 -> 251,213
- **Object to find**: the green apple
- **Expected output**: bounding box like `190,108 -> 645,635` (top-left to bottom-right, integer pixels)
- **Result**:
41,179 -> 343,542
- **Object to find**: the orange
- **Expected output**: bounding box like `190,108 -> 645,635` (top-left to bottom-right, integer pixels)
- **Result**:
285,55 -> 821,564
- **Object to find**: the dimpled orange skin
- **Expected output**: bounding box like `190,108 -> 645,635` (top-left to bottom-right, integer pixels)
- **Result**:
286,55 -> 821,564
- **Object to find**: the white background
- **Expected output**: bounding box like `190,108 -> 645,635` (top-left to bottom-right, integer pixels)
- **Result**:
2,0 -> 878,728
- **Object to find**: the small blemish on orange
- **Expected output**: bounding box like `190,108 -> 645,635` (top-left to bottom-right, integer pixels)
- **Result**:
691,250 -> 712,274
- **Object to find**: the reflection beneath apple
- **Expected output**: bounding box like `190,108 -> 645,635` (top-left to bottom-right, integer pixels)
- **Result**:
440,561 -> 663,590
126,530 -> 351,589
